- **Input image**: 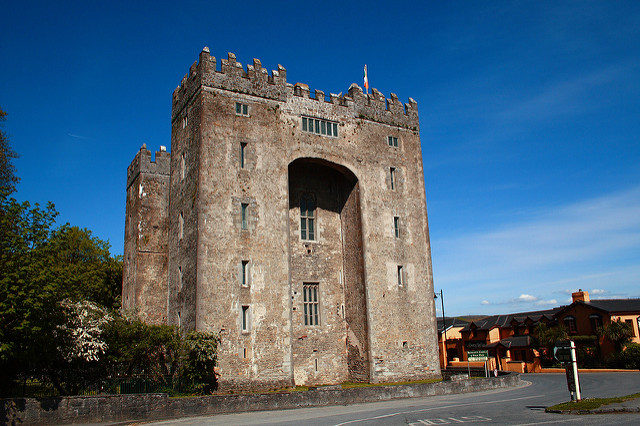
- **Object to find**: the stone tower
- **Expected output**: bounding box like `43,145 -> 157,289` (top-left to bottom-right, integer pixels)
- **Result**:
123,47 -> 440,390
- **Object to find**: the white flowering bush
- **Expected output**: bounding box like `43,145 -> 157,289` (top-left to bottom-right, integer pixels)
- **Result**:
59,299 -> 112,362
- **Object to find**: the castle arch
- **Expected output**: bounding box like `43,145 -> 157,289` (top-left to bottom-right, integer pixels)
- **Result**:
287,157 -> 370,384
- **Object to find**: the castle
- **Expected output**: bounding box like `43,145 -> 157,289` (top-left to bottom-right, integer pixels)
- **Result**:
123,47 -> 439,389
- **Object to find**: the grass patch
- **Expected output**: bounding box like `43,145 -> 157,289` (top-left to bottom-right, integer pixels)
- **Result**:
546,392 -> 640,412
341,378 -> 441,389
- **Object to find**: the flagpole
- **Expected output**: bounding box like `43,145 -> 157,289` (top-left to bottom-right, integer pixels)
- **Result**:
364,64 -> 369,94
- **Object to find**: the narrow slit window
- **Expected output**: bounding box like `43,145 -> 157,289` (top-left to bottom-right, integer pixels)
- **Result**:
303,283 -> 319,326
300,195 -> 316,240
178,212 -> 184,240
177,266 -> 183,291
394,216 -> 400,238
390,167 -> 396,190
240,142 -> 247,168
241,305 -> 249,331
241,260 -> 249,287
241,203 -> 248,230
180,153 -> 185,180
397,265 -> 404,287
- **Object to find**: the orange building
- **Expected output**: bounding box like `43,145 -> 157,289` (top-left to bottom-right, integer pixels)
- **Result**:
458,309 -> 560,373
441,290 -> 640,373
554,290 -> 640,360
437,317 -> 468,368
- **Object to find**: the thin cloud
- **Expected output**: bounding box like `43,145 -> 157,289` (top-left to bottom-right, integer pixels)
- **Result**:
67,133 -> 93,141
434,185 -> 640,313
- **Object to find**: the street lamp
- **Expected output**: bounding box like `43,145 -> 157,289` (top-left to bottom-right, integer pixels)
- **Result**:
434,289 -> 446,368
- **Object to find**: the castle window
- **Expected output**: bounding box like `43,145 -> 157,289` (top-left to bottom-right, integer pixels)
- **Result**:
390,167 -> 396,190
241,260 -> 250,287
302,116 -> 338,137
178,212 -> 184,240
177,266 -> 183,291
394,216 -> 400,238
180,153 -> 185,180
397,265 -> 404,287
241,305 -> 250,332
182,115 -> 188,129
300,195 -> 316,240
236,102 -> 249,116
241,203 -> 248,230
388,136 -> 398,147
240,142 -> 247,168
303,283 -> 319,326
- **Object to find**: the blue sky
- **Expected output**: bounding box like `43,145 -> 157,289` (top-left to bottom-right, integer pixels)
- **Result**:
2,1 -> 639,316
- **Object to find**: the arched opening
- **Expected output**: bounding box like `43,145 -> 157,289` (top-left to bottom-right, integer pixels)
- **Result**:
288,158 -> 369,384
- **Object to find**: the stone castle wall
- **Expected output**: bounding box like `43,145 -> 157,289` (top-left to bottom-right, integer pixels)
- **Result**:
124,47 -> 439,389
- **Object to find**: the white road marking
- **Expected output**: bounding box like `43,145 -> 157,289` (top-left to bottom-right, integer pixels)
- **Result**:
409,416 -> 492,425
333,394 -> 546,425
512,419 -> 582,426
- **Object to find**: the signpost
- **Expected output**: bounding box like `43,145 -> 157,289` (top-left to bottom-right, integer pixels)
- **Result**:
467,350 -> 489,377
554,340 -> 581,401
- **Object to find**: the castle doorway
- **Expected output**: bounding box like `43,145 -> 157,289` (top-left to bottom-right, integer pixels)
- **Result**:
288,158 -> 370,385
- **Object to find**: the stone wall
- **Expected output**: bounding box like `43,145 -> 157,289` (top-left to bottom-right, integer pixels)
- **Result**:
2,374 -> 523,425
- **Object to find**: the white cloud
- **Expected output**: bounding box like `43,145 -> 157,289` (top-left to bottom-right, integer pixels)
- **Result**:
481,300 -> 490,305
591,289 -> 606,295
536,299 -> 558,306
518,294 -> 538,302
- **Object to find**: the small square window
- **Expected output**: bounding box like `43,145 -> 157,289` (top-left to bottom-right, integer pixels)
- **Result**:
236,102 -> 249,116
388,136 -> 398,147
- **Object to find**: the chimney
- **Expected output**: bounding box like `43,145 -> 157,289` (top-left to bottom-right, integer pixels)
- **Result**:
572,289 -> 590,303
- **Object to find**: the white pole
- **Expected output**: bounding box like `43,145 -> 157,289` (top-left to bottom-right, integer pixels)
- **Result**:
570,341 -> 581,401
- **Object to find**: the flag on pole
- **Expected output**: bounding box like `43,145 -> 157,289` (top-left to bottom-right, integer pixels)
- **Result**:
363,65 -> 369,94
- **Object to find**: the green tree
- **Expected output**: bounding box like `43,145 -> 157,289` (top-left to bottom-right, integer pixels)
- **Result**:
533,322 -> 568,363
0,108 -> 19,197
0,108 -> 123,395
603,319 -> 634,353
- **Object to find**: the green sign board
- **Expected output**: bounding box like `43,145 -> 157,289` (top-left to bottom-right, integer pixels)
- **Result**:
468,350 -> 489,361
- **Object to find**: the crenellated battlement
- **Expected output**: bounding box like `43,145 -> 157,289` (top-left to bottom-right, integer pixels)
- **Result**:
126,144 -> 171,189
171,47 -> 418,128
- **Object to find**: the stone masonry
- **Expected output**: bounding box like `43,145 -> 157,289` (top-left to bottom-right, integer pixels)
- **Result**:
122,47 -> 440,390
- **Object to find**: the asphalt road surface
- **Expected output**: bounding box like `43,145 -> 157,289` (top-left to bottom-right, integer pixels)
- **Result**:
149,373 -> 640,425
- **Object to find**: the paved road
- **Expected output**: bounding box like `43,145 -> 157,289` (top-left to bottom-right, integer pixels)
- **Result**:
149,373 -> 640,425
